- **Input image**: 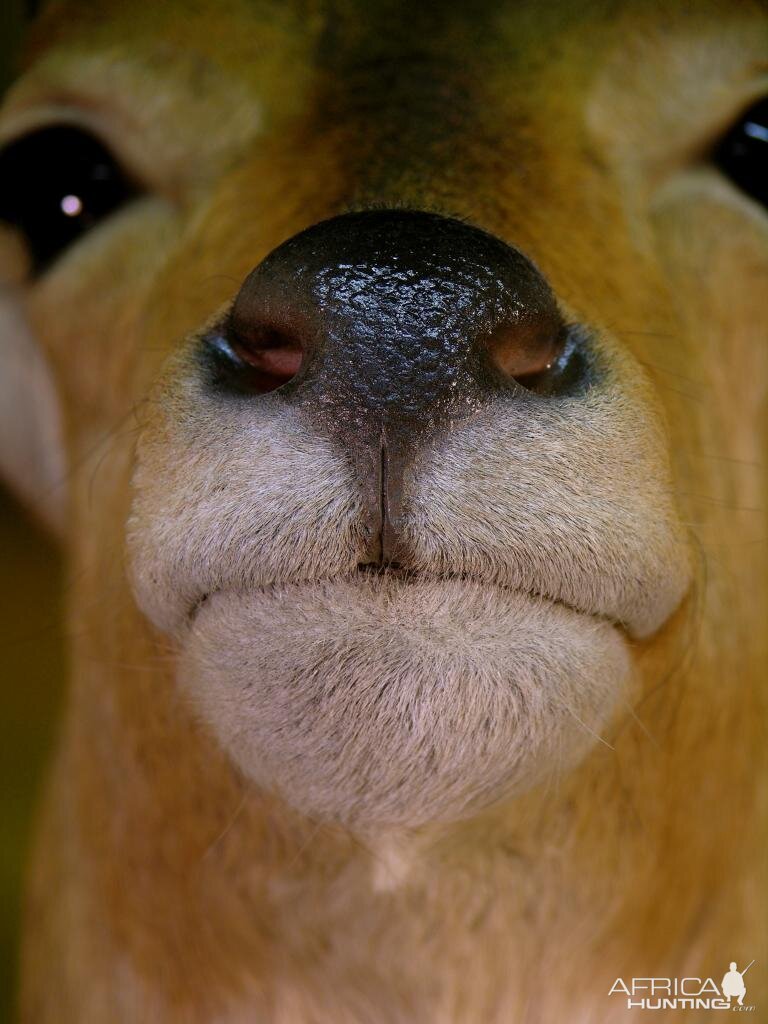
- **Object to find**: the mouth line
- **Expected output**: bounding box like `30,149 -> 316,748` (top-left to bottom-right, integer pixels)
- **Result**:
356,564 -> 621,626
188,565 -> 621,632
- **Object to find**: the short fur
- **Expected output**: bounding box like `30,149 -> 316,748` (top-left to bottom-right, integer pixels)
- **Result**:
0,0 -> 765,1020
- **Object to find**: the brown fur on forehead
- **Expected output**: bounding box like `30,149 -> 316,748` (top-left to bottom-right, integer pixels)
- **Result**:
17,0 -> 622,201
22,0 -> 743,330
26,0 -> 606,49
24,0 -> 765,75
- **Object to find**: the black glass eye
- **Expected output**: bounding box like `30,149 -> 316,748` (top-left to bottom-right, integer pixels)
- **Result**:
714,96 -> 768,208
0,124 -> 140,275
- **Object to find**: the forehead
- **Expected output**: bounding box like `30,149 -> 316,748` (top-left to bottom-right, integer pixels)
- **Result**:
7,0 -> 764,283
24,0 -> 764,79
16,0 -> 765,178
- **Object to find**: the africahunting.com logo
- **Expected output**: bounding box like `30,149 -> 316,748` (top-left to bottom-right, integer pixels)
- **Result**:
609,961 -> 756,1012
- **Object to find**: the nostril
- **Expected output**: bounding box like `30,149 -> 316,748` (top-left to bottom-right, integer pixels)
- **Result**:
502,324 -> 593,396
210,312 -> 305,394
229,325 -> 304,382
222,263 -> 312,393
490,325 -> 566,386
483,272 -> 567,391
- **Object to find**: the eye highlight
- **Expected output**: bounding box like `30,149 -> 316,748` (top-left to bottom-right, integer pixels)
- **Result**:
713,96 -> 768,209
0,124 -> 141,275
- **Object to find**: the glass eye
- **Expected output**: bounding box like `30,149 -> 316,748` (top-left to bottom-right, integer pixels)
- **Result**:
713,96 -> 768,208
0,124 -> 140,275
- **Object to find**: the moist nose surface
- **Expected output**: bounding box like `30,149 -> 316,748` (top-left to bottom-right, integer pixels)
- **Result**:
226,209 -> 564,563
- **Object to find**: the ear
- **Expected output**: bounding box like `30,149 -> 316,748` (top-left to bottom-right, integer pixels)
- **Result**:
0,287 -> 66,535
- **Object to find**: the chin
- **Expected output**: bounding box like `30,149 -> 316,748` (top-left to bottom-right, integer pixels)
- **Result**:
177,576 -> 629,830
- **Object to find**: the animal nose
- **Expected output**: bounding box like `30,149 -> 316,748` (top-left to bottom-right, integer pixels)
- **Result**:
218,209 -> 567,564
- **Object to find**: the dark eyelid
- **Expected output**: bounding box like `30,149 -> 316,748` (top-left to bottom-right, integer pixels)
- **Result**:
711,95 -> 768,209
0,123 -> 142,276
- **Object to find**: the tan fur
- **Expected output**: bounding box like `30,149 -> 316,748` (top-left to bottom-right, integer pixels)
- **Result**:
1,1 -> 765,1020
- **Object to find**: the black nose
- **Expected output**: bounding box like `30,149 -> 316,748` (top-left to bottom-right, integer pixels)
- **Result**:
219,210 -> 566,565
